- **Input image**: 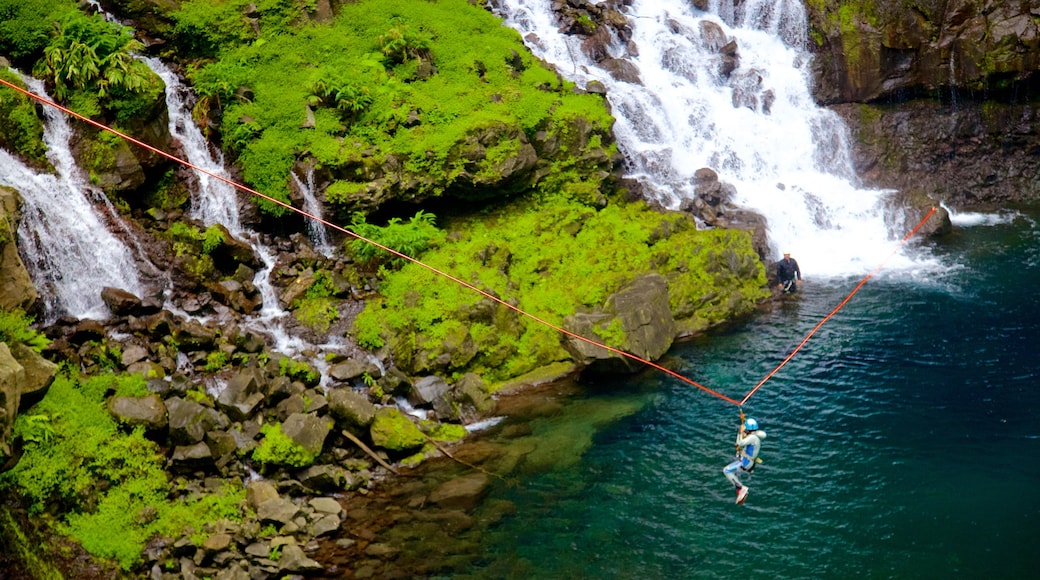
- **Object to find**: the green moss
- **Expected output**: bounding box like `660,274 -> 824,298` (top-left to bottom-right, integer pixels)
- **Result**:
370,408 -> 425,452
353,195 -> 767,382
177,0 -> 613,216
252,422 -> 319,468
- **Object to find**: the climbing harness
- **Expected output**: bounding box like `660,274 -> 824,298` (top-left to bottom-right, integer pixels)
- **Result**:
0,76 -> 938,410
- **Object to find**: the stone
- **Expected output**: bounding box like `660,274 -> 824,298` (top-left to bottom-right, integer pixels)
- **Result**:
408,375 -> 450,408
0,343 -> 25,462
428,473 -> 490,511
309,514 -> 341,537
453,373 -> 495,422
257,497 -> 298,526
0,187 -> 38,311
246,481 -> 280,510
101,287 -> 143,316
202,533 -> 233,552
326,387 -> 376,431
167,397 -> 224,445
281,412 -> 332,458
298,464 -> 347,493
369,407 -> 425,453
328,357 -> 380,383
171,442 -> 214,471
563,273 -> 675,373
216,368 -> 265,422
107,394 -> 168,430
277,544 -> 322,574
308,497 -> 342,515
177,320 -> 217,350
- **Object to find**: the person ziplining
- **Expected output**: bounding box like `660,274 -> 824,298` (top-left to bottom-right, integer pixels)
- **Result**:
722,411 -> 766,505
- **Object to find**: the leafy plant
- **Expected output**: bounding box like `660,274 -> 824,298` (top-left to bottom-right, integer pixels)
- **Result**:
0,308 -> 50,352
378,22 -> 432,66
348,210 -> 445,268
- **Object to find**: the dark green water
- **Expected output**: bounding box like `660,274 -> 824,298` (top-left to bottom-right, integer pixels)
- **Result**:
460,208 -> 1040,578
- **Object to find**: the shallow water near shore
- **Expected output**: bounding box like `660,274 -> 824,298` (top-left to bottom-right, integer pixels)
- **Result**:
321,206 -> 1040,578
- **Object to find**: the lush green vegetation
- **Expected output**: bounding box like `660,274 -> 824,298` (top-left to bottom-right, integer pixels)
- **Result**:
0,369 -> 248,570
171,0 -> 614,216
0,70 -> 48,166
353,194 -> 768,383
0,308 -> 49,352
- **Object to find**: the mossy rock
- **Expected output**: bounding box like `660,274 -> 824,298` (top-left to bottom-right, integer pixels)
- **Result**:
369,407 -> 425,453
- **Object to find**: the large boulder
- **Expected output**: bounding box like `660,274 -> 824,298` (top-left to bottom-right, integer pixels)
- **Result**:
216,368 -> 265,421
107,394 -> 168,431
0,343 -> 25,463
167,397 -> 226,445
0,188 -> 38,312
281,412 -> 332,459
369,408 -> 425,454
326,387 -> 377,433
563,273 -> 675,373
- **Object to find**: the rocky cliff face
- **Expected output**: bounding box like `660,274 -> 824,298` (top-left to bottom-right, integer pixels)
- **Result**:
805,0 -> 1040,207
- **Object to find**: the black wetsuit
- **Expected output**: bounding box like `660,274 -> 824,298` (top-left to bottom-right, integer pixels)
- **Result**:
777,257 -> 801,293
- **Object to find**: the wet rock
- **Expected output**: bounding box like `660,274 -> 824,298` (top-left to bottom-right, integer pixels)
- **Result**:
427,473 -> 490,511
298,464 -> 347,493
453,373 -> 495,422
216,368 -> 265,421
327,387 -> 377,431
101,287 -> 143,316
107,394 -> 168,430
328,357 -> 380,382
177,320 -> 218,350
408,375 -> 451,410
0,188 -> 38,311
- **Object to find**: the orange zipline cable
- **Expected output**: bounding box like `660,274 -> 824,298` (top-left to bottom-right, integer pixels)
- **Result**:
0,76 -> 936,409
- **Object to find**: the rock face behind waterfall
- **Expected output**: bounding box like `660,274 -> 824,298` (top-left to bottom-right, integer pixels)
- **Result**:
0,187 -> 38,312
804,1 -> 1040,206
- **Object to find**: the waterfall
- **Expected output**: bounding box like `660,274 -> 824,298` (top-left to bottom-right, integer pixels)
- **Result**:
495,0 -> 935,276
291,168 -> 334,256
146,58 -> 242,233
144,58 -> 350,375
1,72 -> 142,320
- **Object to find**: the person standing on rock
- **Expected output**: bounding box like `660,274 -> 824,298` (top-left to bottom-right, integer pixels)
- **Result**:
776,251 -> 801,293
722,415 -> 766,505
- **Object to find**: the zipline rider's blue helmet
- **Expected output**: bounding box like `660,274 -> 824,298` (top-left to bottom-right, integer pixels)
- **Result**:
745,418 -> 759,431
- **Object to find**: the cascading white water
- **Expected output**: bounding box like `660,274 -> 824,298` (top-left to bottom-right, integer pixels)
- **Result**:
1,72 -> 142,319
291,168 -> 334,256
495,0 -> 935,276
146,58 -> 242,233
145,58 -> 349,374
